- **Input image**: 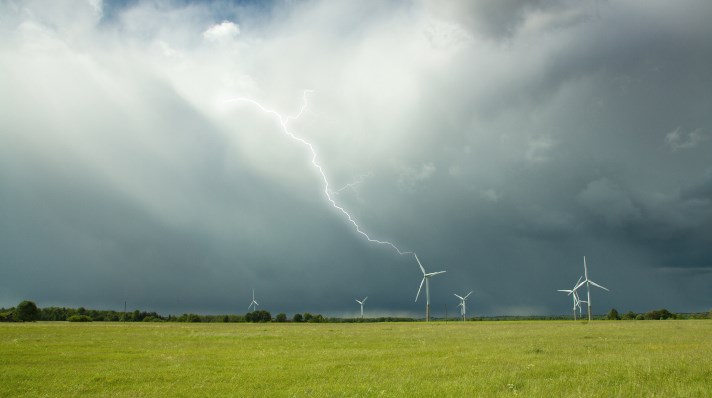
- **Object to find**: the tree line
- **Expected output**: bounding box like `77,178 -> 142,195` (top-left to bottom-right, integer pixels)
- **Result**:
2,301 -> 710,323
0,300 -> 417,323
604,308 -> 710,320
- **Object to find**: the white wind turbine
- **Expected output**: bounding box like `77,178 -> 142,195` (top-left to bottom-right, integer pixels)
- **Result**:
574,256 -> 609,321
414,254 -> 446,322
248,289 -> 259,312
355,296 -> 368,319
558,276 -> 584,320
454,291 -> 473,321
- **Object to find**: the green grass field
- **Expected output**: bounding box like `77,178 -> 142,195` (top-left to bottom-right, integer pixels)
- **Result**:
2,320 -> 711,397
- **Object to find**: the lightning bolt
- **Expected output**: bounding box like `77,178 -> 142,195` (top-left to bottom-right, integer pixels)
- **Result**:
330,172 -> 373,196
225,91 -> 414,258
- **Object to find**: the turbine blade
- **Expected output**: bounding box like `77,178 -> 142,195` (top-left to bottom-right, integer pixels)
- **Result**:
415,253 -> 426,275
415,277 -> 425,302
464,291 -> 473,299
355,299 -> 361,304
573,276 -> 583,290
454,294 -> 464,300
426,271 -> 446,277
589,281 -> 609,291
573,280 -> 586,291
363,297 -> 368,303
557,289 -> 572,293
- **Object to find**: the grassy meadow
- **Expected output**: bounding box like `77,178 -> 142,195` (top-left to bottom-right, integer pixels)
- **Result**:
1,320 -> 711,397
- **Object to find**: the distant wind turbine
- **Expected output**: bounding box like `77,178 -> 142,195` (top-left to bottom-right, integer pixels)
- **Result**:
355,296 -> 368,319
414,254 -> 446,322
574,256 -> 609,321
454,291 -> 473,321
557,276 -> 583,320
248,289 -> 259,312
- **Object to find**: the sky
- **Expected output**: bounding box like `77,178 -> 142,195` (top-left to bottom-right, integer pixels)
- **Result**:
1,0 -> 711,317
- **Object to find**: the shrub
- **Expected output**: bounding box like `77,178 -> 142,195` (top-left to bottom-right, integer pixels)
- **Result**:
67,315 -> 92,322
309,314 -> 324,323
644,309 -> 676,320
0,311 -> 14,322
635,314 -> 645,320
275,313 -> 287,322
622,311 -> 637,320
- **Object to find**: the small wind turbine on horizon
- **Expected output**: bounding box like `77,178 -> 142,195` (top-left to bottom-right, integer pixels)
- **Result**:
248,289 -> 259,312
355,296 -> 368,319
574,256 -> 609,321
414,254 -> 446,322
454,291 -> 473,321
558,276 -> 584,320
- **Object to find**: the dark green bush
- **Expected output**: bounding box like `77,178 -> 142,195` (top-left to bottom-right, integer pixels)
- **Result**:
67,315 -> 92,322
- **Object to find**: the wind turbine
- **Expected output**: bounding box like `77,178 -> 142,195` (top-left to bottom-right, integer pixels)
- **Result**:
414,254 -> 446,322
574,256 -> 609,321
355,296 -> 368,319
248,289 -> 259,312
454,291 -> 473,321
557,276 -> 583,320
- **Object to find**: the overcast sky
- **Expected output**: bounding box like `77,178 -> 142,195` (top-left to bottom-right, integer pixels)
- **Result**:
1,0 -> 711,317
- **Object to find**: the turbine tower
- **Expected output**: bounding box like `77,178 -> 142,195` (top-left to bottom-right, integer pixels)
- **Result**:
414,254 -> 446,322
355,296 -> 368,320
248,289 -> 259,312
454,291 -> 473,321
557,276 -> 583,320
574,256 -> 609,321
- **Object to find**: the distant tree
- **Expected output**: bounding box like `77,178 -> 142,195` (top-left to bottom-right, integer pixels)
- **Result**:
245,311 -> 271,322
67,315 -> 92,322
309,314 -> 324,323
275,313 -> 287,322
644,308 -> 675,320
607,308 -> 620,320
223,315 -> 229,323
303,312 -> 313,322
15,301 -> 40,322
622,311 -> 636,320
187,313 -> 201,322
292,313 -> 303,323
635,314 -> 645,320
256,310 -> 271,322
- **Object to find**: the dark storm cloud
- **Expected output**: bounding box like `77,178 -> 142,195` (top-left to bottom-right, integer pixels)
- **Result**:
1,0 -> 711,316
